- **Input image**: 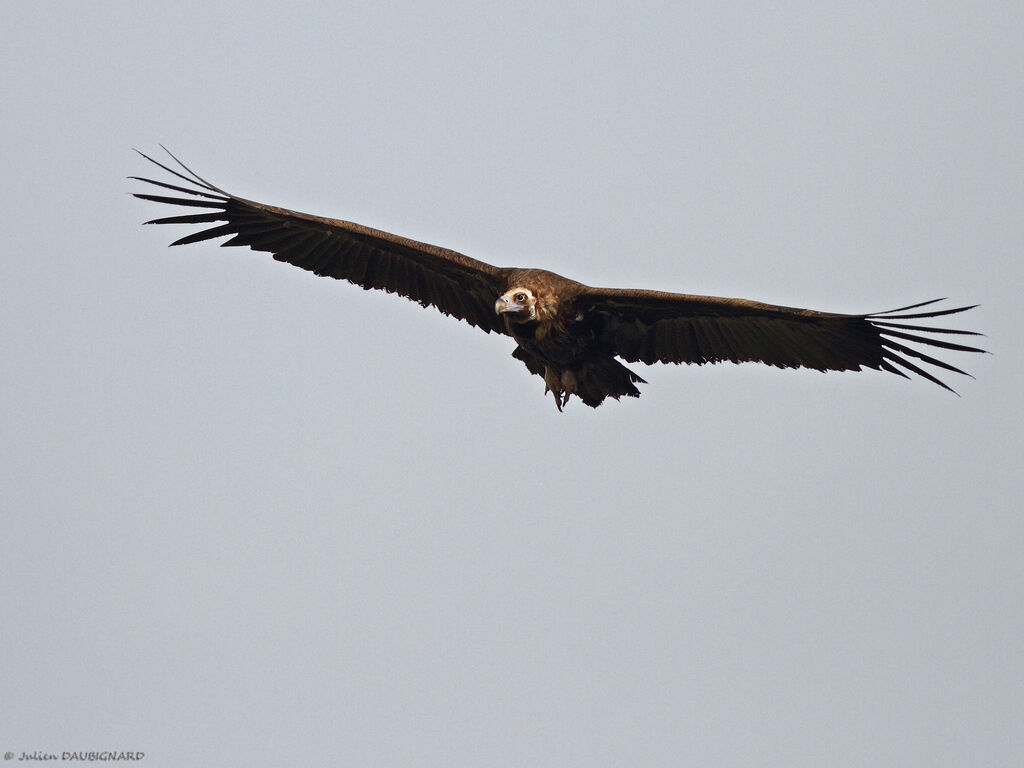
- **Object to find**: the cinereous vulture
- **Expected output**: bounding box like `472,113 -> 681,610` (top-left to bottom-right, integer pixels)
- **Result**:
132,148 -> 985,410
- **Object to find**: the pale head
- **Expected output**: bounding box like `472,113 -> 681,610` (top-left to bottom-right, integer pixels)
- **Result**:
495,287 -> 538,323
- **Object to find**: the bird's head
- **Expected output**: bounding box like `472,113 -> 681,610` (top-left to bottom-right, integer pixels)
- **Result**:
495,287 -> 538,323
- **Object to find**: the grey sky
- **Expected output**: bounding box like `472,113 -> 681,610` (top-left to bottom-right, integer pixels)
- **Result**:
2,2 -> 1021,766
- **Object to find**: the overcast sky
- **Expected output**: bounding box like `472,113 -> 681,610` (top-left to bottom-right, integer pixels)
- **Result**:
2,2 -> 1022,766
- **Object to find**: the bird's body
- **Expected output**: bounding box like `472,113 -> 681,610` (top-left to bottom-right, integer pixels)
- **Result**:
493,270 -> 647,408
132,149 -> 984,409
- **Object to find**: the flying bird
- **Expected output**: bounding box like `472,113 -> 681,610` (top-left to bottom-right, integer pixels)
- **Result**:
132,148 -> 985,410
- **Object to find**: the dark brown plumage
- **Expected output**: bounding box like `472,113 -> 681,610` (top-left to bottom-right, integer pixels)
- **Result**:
132,148 -> 985,410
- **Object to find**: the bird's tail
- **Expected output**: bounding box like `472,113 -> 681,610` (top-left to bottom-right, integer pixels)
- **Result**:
572,358 -> 646,408
512,347 -> 645,410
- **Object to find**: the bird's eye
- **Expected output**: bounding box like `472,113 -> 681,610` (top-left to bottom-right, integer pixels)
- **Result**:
514,292 -> 527,302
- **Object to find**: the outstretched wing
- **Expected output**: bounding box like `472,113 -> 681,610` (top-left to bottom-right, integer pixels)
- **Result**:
575,288 -> 985,392
132,148 -> 510,333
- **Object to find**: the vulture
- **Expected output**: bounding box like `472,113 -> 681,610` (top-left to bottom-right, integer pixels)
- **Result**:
132,148 -> 985,410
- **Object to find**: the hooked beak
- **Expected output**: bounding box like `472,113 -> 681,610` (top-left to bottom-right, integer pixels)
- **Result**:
495,297 -> 523,315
